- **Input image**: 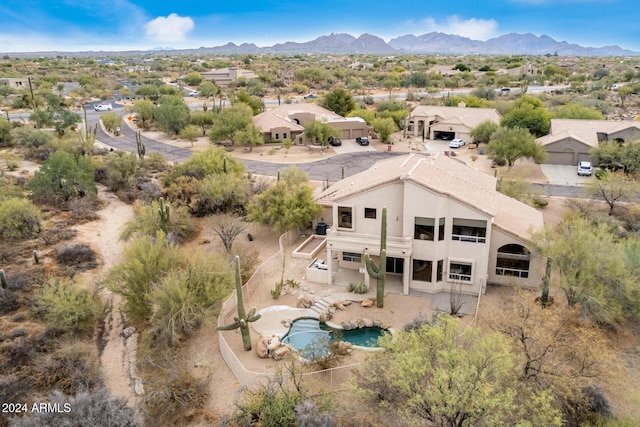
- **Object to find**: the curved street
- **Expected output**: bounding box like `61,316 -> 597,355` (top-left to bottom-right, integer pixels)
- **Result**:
86,105 -> 588,198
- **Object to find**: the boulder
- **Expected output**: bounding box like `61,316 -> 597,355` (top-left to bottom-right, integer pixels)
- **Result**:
122,326 -> 136,338
319,313 -> 332,323
297,296 -> 314,308
266,336 -> 281,351
256,335 -> 270,358
272,344 -> 294,361
361,298 -> 375,308
332,302 -> 346,311
380,323 -> 390,330
363,318 -> 374,328
373,320 -> 382,327
342,322 -> 352,331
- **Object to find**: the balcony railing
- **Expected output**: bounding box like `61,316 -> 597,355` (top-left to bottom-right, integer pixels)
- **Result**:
326,225 -> 412,252
452,234 -> 486,243
495,267 -> 529,278
448,272 -> 472,282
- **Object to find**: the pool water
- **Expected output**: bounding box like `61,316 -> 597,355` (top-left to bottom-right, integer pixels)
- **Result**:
281,317 -> 386,351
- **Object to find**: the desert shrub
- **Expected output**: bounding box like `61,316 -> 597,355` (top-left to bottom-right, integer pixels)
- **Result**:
0,288 -> 20,315
40,227 -> 77,246
232,243 -> 260,283
0,117 -> 13,146
142,356 -> 209,426
252,177 -> 271,194
106,232 -> 183,321
12,126 -> 54,148
31,340 -> 101,394
143,151 -> 170,172
120,199 -> 197,243
10,388 -> 137,427
195,173 -> 249,215
103,150 -> 139,192
532,196 -> 549,208
163,146 -> 244,184
301,334 -> 338,370
0,175 -> 24,199
24,144 -> 56,162
0,197 -> 42,238
136,180 -> 162,202
65,196 -> 102,223
147,253 -> 232,348
1,152 -> 21,171
295,399 -> 336,427
100,111 -> 122,133
33,278 -> 102,332
161,175 -> 201,212
27,151 -> 97,206
55,243 -> 98,270
348,281 -> 367,294
0,374 -> 34,405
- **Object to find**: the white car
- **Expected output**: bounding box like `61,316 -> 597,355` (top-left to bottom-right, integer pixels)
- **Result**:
577,161 -> 593,176
95,102 -> 113,111
188,90 -> 199,96
449,138 -> 466,148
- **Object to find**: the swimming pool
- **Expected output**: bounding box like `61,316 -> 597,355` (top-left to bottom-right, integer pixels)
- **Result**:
281,317 -> 387,351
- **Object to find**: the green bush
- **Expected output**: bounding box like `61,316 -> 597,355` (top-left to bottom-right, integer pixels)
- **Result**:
348,281 -> 367,294
106,232 -> 183,321
0,116 -> 12,147
12,126 -> 54,148
100,111 -> 122,134
103,150 -> 138,192
163,147 -> 244,184
33,278 -> 102,332
0,197 -> 42,238
120,199 -> 197,243
28,151 -> 97,206
197,173 -> 249,215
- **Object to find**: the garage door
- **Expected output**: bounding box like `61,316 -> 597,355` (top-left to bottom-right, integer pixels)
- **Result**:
546,151 -> 575,165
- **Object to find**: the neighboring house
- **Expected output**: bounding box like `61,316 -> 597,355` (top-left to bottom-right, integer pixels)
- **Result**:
538,119 -> 640,165
198,67 -> 259,87
408,104 -> 502,141
426,65 -> 461,77
0,77 -> 30,89
496,62 -> 537,77
253,104 -> 369,144
313,153 -> 544,296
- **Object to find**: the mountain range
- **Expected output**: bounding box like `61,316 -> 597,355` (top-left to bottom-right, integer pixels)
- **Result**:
5,32 -> 639,57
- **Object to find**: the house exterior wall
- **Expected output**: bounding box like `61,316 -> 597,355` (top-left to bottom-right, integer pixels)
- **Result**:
608,127 -> 640,142
488,229 -> 543,288
327,120 -> 369,140
544,137 -> 592,165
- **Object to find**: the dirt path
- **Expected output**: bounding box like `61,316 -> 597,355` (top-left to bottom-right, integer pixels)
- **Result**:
76,187 -> 138,406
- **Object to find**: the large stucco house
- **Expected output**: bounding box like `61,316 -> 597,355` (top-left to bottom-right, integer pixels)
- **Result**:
254,103 -> 369,144
312,153 -> 544,296
539,119 -> 640,165
407,105 -> 502,142
197,67 -> 259,88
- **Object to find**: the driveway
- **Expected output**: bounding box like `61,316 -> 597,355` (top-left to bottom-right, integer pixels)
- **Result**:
540,164 -> 594,186
329,139 -> 376,155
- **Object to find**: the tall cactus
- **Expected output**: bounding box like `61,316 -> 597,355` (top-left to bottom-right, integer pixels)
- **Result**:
158,197 -> 170,234
364,207 -> 387,308
135,131 -> 146,160
217,256 -> 261,351
0,269 -> 7,289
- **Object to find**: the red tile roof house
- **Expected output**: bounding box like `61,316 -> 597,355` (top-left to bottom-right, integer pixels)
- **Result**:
311,153 -> 544,296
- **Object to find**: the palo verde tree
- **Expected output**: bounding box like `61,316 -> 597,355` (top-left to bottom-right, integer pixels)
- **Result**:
470,119 -> 498,148
217,256 -> 261,351
501,95 -> 551,137
153,95 -> 190,136
208,103 -> 254,145
303,120 -> 339,147
321,87 -> 355,117
486,126 -> 546,169
364,206 -> 387,308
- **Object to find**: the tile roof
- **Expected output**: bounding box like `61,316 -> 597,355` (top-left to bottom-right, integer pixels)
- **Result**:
316,153 -> 543,240
548,119 -> 640,147
410,105 -> 502,129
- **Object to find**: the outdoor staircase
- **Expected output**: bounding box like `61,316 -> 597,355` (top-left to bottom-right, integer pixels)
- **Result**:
309,297 -> 331,316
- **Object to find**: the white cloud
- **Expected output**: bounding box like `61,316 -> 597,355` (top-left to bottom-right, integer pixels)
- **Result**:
416,15 -> 499,40
144,14 -> 194,42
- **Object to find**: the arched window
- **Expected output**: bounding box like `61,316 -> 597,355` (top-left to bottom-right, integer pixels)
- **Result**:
496,244 -> 530,278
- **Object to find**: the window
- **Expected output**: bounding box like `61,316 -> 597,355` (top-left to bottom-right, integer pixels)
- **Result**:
283,133 -> 288,139
414,217 -> 435,241
452,218 -> 487,243
438,218 -> 445,241
436,260 -> 443,281
364,208 -> 377,219
412,259 -> 432,282
496,244 -> 530,278
343,252 -> 361,263
386,257 -> 405,274
449,261 -> 472,282
275,133 -> 280,140
338,206 -> 353,229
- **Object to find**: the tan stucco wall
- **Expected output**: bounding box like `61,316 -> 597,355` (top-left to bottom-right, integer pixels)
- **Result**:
488,229 -> 542,289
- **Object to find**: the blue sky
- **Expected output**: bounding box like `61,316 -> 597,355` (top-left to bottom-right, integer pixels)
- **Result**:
1,0 -> 639,53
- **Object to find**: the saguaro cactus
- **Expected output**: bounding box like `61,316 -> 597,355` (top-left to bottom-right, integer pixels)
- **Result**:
364,206 -> 387,308
158,197 -> 170,234
135,131 -> 146,160
217,256 -> 261,351
0,269 -> 7,289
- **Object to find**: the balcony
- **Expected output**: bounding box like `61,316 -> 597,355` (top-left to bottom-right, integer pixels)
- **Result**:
325,225 -> 412,256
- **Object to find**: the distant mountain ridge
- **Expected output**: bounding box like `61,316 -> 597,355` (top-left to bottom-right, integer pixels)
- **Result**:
4,32 -> 638,57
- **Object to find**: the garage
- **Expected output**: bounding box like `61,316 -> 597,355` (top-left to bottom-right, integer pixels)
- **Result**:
546,151 -> 575,165
434,131 -> 455,141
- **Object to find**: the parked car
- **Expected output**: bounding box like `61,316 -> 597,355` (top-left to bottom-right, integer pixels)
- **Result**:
449,138 -> 466,148
577,161 -> 593,176
328,136 -> 342,147
94,102 -> 113,111
188,90 -> 199,96
303,93 -> 317,99
356,136 -> 369,146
